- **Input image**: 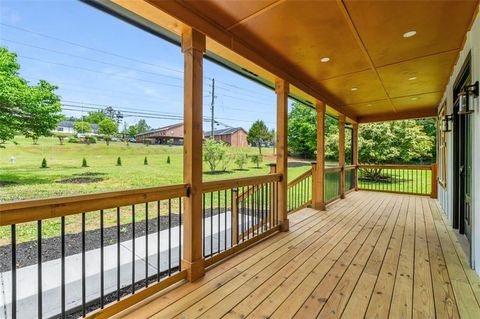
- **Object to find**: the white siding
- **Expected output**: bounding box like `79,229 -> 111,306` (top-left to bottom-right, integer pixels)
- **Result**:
437,5 -> 480,273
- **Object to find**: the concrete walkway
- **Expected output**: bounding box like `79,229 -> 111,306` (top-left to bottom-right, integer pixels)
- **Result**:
0,211 -> 260,319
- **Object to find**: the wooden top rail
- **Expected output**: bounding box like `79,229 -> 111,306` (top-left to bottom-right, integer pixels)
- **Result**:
0,184 -> 189,226
325,166 -> 342,173
344,165 -> 356,170
288,169 -> 312,188
202,173 -> 282,193
358,164 -> 432,170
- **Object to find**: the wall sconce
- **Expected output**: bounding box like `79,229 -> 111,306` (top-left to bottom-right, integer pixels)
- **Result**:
442,114 -> 453,132
458,81 -> 479,115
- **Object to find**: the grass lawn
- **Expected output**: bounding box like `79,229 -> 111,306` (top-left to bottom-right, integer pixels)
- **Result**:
0,136 -> 312,244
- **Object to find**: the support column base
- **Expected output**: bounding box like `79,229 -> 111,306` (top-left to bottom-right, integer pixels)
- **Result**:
340,194 -> 346,199
279,219 -> 290,232
314,202 -> 326,211
181,258 -> 205,282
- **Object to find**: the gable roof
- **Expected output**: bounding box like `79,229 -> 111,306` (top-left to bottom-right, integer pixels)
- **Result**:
136,122 -> 184,137
204,127 -> 246,137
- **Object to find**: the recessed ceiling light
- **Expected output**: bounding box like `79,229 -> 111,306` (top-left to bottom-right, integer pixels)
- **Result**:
351,87 -> 358,91
411,97 -> 418,101
320,57 -> 330,63
403,30 -> 417,38
408,76 -> 417,81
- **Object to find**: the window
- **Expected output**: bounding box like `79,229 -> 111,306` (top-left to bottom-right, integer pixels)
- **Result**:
438,102 -> 448,188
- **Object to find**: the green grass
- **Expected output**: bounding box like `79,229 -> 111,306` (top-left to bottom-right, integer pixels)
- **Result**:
0,136 -> 311,244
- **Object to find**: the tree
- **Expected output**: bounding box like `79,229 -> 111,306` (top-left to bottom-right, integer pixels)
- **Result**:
247,120 -> 273,155
234,150 -> 248,170
54,132 -> 70,145
287,103 -> 317,157
359,120 -> 434,180
98,118 -> 118,145
74,121 -> 92,134
250,154 -> 263,168
0,48 -> 62,146
203,139 -> 228,172
124,125 -> 138,140
104,106 -> 123,124
85,110 -> 106,124
136,119 -> 151,133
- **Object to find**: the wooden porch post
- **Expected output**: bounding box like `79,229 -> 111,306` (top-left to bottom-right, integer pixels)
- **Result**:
181,28 -> 205,282
275,78 -> 289,232
352,122 -> 359,191
339,114 -> 346,199
313,101 -> 326,210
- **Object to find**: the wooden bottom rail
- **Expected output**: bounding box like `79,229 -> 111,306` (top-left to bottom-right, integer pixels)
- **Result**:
86,271 -> 187,319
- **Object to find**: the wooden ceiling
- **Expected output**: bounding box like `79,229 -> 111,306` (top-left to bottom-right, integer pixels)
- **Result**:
112,0 -> 479,122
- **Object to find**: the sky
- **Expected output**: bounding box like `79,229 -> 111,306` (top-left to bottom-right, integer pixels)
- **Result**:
0,0 -> 293,132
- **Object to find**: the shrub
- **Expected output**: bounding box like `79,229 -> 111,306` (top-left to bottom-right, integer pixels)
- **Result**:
85,136 -> 97,144
250,154 -> 263,168
67,136 -> 78,143
167,138 -> 174,147
203,139 -> 229,172
167,156 -> 171,164
144,156 -> 148,165
234,151 -> 248,170
116,157 -> 122,166
82,158 -> 88,167
40,157 -> 48,168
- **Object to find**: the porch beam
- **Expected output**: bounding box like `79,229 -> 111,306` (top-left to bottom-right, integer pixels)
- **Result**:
275,78 -> 289,232
181,28 -> 205,282
352,122 -> 359,191
312,100 -> 326,210
339,114 -> 346,199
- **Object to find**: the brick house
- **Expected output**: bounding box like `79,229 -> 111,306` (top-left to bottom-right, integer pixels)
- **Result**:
204,127 -> 248,147
135,123 -> 184,145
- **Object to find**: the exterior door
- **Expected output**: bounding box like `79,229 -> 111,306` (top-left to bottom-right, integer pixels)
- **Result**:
454,67 -> 472,245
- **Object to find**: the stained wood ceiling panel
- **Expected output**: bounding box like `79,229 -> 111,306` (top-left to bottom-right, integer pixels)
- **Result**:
228,0 -> 370,80
344,100 -> 396,117
183,0 -> 278,29
377,50 -> 459,98
319,70 -> 388,105
344,0 -> 477,67
391,92 -> 444,112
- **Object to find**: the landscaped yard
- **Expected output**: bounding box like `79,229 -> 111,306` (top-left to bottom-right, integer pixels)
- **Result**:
0,136 -> 312,244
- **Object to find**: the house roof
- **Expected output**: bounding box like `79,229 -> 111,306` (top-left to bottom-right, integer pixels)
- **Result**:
136,122 -> 184,137
204,127 -> 246,137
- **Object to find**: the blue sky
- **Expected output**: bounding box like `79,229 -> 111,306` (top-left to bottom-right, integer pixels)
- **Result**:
0,0 -> 289,131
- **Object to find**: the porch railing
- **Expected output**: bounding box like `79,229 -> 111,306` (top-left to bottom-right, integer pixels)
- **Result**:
287,169 -> 312,213
0,173 -> 282,319
358,164 -> 437,197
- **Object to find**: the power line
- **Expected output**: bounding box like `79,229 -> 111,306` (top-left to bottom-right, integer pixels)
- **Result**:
18,55 -> 184,89
2,38 -> 183,81
0,22 -> 184,74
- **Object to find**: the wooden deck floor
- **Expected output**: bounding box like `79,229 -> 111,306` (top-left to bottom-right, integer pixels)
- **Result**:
119,191 -> 480,319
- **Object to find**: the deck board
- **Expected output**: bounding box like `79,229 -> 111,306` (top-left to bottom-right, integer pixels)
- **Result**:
118,191 -> 480,319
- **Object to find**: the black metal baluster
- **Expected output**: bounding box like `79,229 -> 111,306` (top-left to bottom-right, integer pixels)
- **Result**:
11,225 -> 16,319
82,213 -> 86,316
241,187 -> 245,242
250,186 -> 254,239
179,197 -> 182,271
132,205 -> 135,294
100,210 -> 104,308
217,191 -> 220,253
210,192 -> 213,256
117,207 -> 121,301
224,190 -> 227,251
37,220 -> 42,319
145,203 -> 149,287
157,201 -> 161,281
61,216 -> 65,318
261,184 -> 265,232
168,199 -> 172,276
202,194 -> 206,257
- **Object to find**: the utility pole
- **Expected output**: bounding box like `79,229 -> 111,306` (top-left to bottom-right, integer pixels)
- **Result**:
210,78 -> 215,138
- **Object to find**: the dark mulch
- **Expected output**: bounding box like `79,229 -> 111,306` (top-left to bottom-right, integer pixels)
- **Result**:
0,208 -> 228,272
0,181 -> 18,187
56,177 -> 104,184
74,172 -> 107,177
0,214 -> 180,272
